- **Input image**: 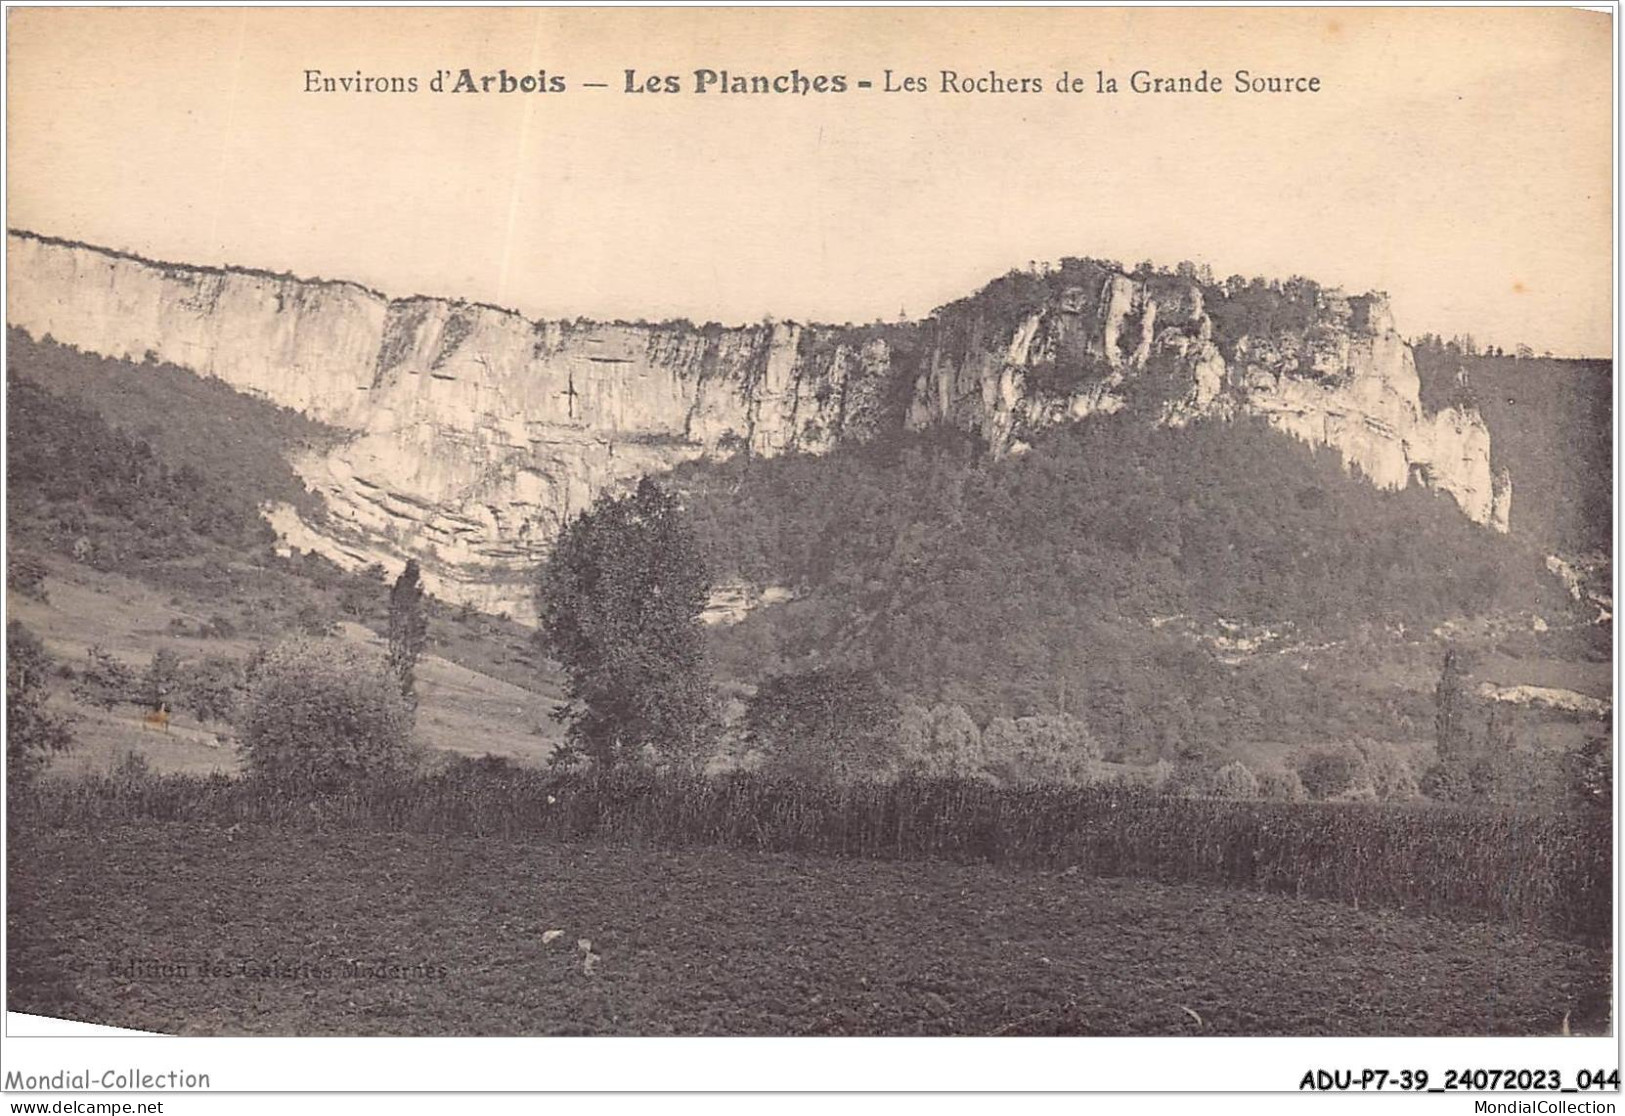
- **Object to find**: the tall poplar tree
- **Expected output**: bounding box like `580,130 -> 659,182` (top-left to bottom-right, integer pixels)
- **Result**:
387,559 -> 429,707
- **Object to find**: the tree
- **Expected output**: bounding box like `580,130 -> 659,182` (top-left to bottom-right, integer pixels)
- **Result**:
7,551 -> 49,602
1206,760 -> 1261,799
387,559 -> 429,705
745,665 -> 900,783
898,702 -> 988,779
1255,764 -> 1307,801
239,638 -> 417,791
142,647 -> 182,712
1351,739 -> 1421,802
1433,649 -> 1470,767
1296,744 -> 1366,800
71,645 -> 136,709
982,713 -> 1101,785
7,621 -> 73,788
1420,760 -> 1474,804
187,655 -> 246,724
536,477 -> 717,770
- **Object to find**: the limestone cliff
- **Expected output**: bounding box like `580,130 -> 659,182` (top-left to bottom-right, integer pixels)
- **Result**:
6,231 -> 1510,618
904,265 -> 1512,532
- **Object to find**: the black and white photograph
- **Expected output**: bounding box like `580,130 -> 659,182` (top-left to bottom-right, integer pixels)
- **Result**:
1,2 -> 1616,1098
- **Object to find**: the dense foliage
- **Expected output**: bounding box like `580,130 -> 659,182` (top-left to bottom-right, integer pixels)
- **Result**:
921,257 -> 1328,379
7,329 -> 333,520
679,416 -> 1557,749
6,621 -> 74,787
745,666 -> 900,782
239,638 -> 418,790
387,559 -> 429,705
536,478 -> 718,769
7,371 -> 278,561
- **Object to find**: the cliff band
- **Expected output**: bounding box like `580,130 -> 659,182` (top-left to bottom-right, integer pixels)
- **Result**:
6,232 -> 1511,618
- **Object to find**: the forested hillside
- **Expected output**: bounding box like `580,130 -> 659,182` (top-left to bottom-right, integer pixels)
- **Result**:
8,329 -> 338,515
678,415 -> 1581,758
5,334 -> 544,692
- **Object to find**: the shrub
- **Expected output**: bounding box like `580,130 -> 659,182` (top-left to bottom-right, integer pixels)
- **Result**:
1421,760 -> 1474,804
745,666 -> 900,784
71,645 -> 136,709
295,603 -> 338,638
1570,736 -> 1612,813
238,638 -> 418,791
109,748 -> 155,788
142,647 -> 182,712
898,702 -> 989,779
1255,765 -> 1307,801
202,614 -> 238,639
1155,762 -> 1198,797
1295,744 -> 1367,800
186,655 -> 247,724
1206,760 -> 1261,799
982,713 -> 1100,785
1145,757 -> 1177,791
7,621 -> 73,787
1351,740 -> 1421,802
1328,781 -> 1380,804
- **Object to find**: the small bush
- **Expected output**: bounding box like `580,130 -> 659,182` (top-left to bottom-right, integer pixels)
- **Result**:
295,603 -> 338,638
186,655 -> 247,724
1296,744 -> 1366,800
1206,760 -> 1261,800
202,614 -> 238,639
142,647 -> 182,712
71,645 -> 135,709
1421,760 -> 1474,803
1570,735 -> 1612,814
109,748 -> 155,788
1351,740 -> 1421,802
239,638 -> 418,792
1255,765 -> 1307,801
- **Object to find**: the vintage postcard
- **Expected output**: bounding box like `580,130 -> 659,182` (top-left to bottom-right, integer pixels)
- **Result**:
2,3 -> 1615,1102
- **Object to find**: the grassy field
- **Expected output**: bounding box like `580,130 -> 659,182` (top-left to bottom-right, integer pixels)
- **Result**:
7,562 -> 562,775
7,823 -> 1609,1037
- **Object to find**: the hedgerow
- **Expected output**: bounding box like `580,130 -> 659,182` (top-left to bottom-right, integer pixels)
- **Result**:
15,764 -> 1607,941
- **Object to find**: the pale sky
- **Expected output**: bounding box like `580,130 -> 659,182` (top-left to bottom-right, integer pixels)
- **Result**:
6,7 -> 1614,355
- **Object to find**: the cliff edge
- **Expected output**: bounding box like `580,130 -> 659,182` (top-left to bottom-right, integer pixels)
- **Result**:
6,232 -> 1509,618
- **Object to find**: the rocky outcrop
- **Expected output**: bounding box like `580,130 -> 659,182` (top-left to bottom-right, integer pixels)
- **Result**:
1476,682 -> 1610,719
1545,553 -> 1612,624
904,269 -> 1510,534
6,231 -> 1511,617
701,582 -> 797,627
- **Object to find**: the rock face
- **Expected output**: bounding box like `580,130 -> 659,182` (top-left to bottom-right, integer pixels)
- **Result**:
6,232 -> 1510,618
903,268 -> 1511,532
1476,682 -> 1610,719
